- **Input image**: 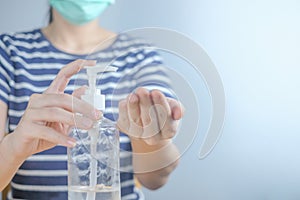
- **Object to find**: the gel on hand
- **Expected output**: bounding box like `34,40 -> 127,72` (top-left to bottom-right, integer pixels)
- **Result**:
68,65 -> 121,200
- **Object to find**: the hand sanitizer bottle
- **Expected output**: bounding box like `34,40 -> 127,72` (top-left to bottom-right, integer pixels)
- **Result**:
68,65 -> 121,200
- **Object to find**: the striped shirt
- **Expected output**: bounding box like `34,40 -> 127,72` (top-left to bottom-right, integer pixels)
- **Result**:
0,29 -> 172,200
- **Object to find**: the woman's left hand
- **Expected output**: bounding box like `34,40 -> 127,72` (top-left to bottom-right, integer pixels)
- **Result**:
117,87 -> 184,145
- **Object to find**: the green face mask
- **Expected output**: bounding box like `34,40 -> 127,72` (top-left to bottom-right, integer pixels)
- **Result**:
50,0 -> 114,25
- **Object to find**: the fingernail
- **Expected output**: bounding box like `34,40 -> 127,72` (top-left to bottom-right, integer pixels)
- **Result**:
67,140 -> 77,148
130,94 -> 138,103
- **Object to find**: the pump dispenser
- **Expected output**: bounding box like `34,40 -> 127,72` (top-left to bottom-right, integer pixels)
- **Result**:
68,65 -> 121,200
82,66 -> 118,110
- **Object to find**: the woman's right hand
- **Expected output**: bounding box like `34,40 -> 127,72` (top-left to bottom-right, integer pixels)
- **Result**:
11,59 -> 101,159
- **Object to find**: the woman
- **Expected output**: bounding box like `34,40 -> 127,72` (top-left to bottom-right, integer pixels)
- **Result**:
0,0 -> 182,199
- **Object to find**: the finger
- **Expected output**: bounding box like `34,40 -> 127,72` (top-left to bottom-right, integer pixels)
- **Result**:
72,86 -> 88,99
151,89 -> 171,122
135,88 -> 160,142
148,90 -> 172,142
46,59 -> 96,93
117,99 -> 130,134
29,93 -> 101,121
34,124 -> 77,148
167,98 -> 184,120
27,108 -> 94,129
136,88 -> 152,126
127,93 -> 141,125
127,93 -> 143,137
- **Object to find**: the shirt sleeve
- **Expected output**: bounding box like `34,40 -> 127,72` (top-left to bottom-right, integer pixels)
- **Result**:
0,35 -> 14,106
132,48 -> 176,99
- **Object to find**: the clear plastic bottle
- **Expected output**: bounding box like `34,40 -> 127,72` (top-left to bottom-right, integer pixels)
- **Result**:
68,65 -> 121,200
68,118 -> 120,200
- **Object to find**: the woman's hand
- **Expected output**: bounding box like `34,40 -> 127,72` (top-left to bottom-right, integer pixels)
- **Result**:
117,87 -> 184,145
11,59 -> 101,159
117,87 -> 183,189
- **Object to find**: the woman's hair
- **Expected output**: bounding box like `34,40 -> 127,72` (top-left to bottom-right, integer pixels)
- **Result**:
49,7 -> 53,24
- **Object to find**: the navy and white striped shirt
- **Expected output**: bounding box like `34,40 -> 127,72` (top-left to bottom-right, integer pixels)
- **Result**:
0,29 -> 172,200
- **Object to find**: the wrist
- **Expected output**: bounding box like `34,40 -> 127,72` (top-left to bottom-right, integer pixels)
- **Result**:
2,132 -> 29,162
131,138 -> 180,174
130,137 -> 172,153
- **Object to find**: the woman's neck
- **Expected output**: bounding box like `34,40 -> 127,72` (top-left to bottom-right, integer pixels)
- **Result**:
42,10 -> 116,55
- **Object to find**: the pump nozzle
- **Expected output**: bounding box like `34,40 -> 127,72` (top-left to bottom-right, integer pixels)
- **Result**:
82,65 -> 118,111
